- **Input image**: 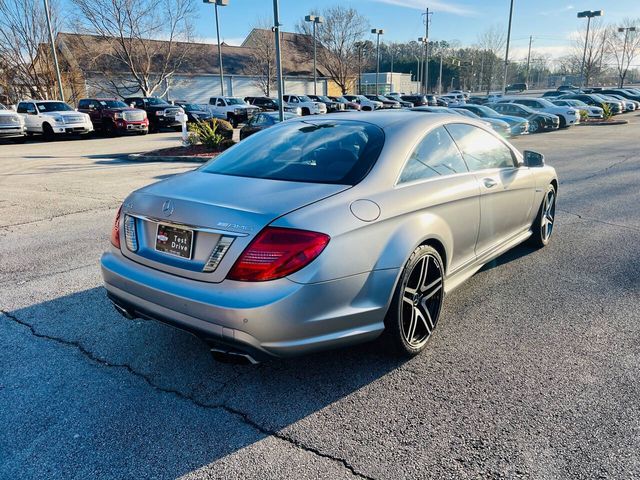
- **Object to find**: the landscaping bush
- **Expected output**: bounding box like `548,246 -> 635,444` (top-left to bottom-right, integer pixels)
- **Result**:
579,109 -> 589,122
219,138 -> 236,151
601,103 -> 612,121
187,120 -> 224,150
212,119 -> 233,140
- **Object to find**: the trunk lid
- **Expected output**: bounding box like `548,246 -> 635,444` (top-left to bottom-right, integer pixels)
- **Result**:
120,171 -> 349,283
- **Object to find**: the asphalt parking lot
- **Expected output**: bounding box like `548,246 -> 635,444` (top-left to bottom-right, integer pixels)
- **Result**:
1,118 -> 639,479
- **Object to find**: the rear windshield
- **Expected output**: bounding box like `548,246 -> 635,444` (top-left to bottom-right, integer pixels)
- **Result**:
201,120 -> 385,185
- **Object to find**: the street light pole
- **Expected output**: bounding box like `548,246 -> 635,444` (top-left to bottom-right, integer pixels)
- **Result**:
272,0 -> 284,121
203,0 -> 228,96
305,15 -> 324,95
43,0 -> 64,101
502,0 -> 514,94
618,26 -> 637,87
578,10 -> 604,88
371,29 -> 384,94
422,8 -> 433,94
418,37 -> 426,94
525,35 -> 533,86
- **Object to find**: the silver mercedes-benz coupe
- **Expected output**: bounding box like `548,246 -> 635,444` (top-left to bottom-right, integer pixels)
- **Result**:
101,111 -> 557,362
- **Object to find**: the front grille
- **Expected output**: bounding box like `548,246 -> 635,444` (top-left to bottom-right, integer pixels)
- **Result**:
124,215 -> 138,252
0,115 -> 20,126
202,236 -> 235,272
123,110 -> 145,122
63,115 -> 85,124
163,108 -> 181,117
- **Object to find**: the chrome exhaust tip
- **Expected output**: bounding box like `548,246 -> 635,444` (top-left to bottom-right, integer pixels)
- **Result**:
112,302 -> 135,320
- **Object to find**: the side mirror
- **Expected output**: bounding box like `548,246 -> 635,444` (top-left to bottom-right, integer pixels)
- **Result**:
523,150 -> 545,168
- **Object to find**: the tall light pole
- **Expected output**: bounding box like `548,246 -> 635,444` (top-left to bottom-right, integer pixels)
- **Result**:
502,0 -> 514,93
305,15 -> 324,95
525,35 -> 533,86
577,9 -> 604,88
618,26 -> 637,87
272,0 -> 284,121
203,0 -> 228,96
371,29 -> 384,94
355,42 -> 366,94
43,0 -> 64,101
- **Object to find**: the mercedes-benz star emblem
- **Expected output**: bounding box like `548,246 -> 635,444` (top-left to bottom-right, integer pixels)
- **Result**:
161,200 -> 174,217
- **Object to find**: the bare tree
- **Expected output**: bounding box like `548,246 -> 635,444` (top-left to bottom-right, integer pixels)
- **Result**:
0,0 -> 62,101
243,20 -> 278,96
297,6 -> 369,94
572,18 -> 609,86
476,25 -> 506,93
70,0 -> 195,97
607,19 -> 640,87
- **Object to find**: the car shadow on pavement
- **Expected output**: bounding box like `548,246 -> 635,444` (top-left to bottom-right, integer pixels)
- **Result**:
2,286 -> 404,478
480,243 -> 538,272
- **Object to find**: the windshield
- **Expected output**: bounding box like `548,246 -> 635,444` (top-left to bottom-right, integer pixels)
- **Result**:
226,97 -> 246,105
317,96 -> 332,102
455,109 -> 479,119
298,95 -> 313,102
99,100 -> 128,108
146,97 -> 171,106
179,104 -> 202,111
201,120 -> 385,185
471,105 -> 499,117
536,98 -> 555,108
334,97 -> 348,103
0,103 -> 6,110
36,102 -> 74,112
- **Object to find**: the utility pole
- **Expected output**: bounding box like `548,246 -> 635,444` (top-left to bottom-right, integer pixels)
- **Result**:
43,0 -> 64,101
372,29 -> 384,94
418,37 -> 426,94
438,53 -> 443,94
421,8 -> 433,94
272,0 -> 284,121
478,51 -> 485,92
203,0 -> 229,96
305,15 -> 324,95
525,35 -> 533,86
390,46 -> 394,92
502,0 -> 514,93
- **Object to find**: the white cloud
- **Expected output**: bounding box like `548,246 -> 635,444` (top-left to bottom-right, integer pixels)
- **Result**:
510,45 -> 572,60
370,0 -> 476,16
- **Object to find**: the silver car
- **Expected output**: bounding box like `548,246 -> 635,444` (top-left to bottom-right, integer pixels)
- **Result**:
101,112 -> 557,362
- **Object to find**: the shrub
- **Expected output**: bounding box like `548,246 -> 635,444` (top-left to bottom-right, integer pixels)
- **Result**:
601,103 -> 612,121
187,120 -> 224,150
219,138 -> 236,151
579,109 -> 589,122
212,119 -> 233,139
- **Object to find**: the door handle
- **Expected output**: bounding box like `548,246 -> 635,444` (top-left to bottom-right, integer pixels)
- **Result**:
483,178 -> 498,188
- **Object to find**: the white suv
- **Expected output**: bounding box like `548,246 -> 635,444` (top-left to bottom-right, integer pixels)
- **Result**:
0,103 -> 27,142
17,100 -> 93,138
208,96 -> 260,127
500,97 -> 580,128
282,95 -> 327,115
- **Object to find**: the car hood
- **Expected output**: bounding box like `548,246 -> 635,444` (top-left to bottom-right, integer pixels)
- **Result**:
483,117 -> 510,128
493,114 -> 527,125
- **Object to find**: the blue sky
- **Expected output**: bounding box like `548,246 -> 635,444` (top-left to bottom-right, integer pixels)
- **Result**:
189,0 -> 638,59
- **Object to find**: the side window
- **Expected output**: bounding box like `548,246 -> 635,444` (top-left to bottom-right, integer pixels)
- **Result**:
216,98 -> 225,106
290,96 -> 299,103
17,102 -> 28,114
78,99 -> 89,109
398,126 -> 468,184
446,123 -> 515,171
133,99 -> 144,108
254,114 -> 271,126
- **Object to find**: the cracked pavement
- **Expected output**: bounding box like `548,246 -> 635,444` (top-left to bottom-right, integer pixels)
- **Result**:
1,120 -> 640,479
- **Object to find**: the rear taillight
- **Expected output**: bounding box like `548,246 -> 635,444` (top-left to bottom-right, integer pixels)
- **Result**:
110,204 -> 122,249
227,227 -> 330,282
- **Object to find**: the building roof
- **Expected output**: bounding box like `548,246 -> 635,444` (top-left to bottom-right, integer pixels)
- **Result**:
56,31 -> 328,78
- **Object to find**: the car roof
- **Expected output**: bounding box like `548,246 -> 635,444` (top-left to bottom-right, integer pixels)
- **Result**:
287,110 -> 477,130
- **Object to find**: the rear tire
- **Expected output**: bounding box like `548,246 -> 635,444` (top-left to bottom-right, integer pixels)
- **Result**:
529,184 -> 556,248
383,245 -> 444,357
301,107 -> 310,116
529,120 -> 541,134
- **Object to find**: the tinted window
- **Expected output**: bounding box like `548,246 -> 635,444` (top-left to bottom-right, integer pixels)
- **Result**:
202,120 -> 385,185
446,123 -> 515,171
17,102 -> 35,114
398,126 -> 467,184
36,102 -> 74,112
78,99 -> 90,109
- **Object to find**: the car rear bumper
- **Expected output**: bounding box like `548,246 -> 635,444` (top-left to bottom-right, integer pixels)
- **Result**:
0,127 -> 26,138
101,249 -> 397,358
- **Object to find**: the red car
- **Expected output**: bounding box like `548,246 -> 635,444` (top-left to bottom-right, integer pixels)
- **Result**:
78,98 -> 148,135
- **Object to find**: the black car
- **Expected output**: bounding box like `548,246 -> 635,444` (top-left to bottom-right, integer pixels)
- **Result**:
487,102 -> 560,133
466,96 -> 488,105
384,95 -> 413,108
557,84 -> 580,91
598,89 -> 640,103
542,91 -> 565,98
364,95 -> 401,109
434,96 -> 449,107
239,111 -> 298,140
400,94 -> 432,106
173,102 -> 216,124
506,83 -> 528,92
308,95 -> 344,112
123,96 -> 183,132
558,93 -> 623,114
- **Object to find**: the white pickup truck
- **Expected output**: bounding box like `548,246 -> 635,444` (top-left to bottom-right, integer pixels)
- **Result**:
16,100 -> 93,138
0,103 -> 27,142
342,95 -> 383,111
282,94 -> 327,115
208,96 -> 260,127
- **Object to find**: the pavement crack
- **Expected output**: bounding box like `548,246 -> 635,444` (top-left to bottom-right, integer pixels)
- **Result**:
0,204 -> 120,230
559,209 -> 640,233
581,154 -> 634,181
3,263 -> 96,285
0,309 -> 374,480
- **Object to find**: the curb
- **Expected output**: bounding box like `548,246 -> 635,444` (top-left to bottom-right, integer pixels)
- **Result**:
126,153 -> 211,163
577,120 -> 629,126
